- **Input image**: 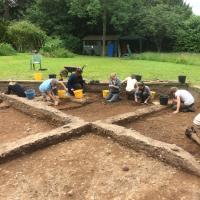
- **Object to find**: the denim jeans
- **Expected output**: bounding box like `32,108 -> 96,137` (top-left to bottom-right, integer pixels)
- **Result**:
106,92 -> 119,102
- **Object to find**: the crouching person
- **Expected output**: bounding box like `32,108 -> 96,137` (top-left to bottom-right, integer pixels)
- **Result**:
122,74 -> 138,100
39,79 -> 67,106
5,81 -> 26,97
170,87 -> 195,114
135,82 -> 151,104
106,73 -> 121,103
67,68 -> 85,96
185,114 -> 200,146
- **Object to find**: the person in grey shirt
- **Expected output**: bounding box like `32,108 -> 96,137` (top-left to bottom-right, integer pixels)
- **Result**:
135,82 -> 151,104
106,73 -> 121,103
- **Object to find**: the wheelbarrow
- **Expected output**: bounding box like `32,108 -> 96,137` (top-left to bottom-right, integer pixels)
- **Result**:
61,65 -> 86,78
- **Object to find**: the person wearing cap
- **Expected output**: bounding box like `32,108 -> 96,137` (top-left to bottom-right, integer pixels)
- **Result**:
185,113 -> 200,146
5,81 -> 26,97
170,87 -> 195,114
39,79 -> 67,105
122,74 -> 138,100
106,73 -> 121,103
135,82 -> 151,104
67,68 -> 85,96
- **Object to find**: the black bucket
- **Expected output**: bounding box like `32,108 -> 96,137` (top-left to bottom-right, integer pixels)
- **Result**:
178,75 -> 186,84
49,74 -> 57,79
135,75 -> 142,82
159,95 -> 169,105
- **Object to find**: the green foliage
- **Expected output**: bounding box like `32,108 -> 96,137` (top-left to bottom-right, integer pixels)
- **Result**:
63,35 -> 82,53
0,43 -> 16,56
7,20 -> 47,52
131,52 -> 200,65
41,37 -> 75,58
0,20 -> 8,43
41,37 -> 64,52
41,48 -> 75,58
175,16 -> 200,53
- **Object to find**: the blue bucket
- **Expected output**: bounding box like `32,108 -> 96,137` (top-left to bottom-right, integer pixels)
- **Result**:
25,89 -> 36,100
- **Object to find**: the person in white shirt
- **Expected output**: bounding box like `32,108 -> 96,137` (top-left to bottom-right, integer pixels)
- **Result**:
170,87 -> 195,114
122,74 -> 138,100
185,113 -> 200,146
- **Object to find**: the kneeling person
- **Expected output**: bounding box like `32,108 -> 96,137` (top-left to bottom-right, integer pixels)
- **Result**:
106,73 -> 121,103
185,113 -> 200,146
67,68 -> 85,96
39,79 -> 67,106
122,74 -> 138,100
170,87 -> 195,114
6,81 -> 26,97
135,82 -> 151,104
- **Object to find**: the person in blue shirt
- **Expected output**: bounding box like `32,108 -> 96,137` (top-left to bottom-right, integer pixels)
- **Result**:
67,68 -> 85,95
39,79 -> 67,105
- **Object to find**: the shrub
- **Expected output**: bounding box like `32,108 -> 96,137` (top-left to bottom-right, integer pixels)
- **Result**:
0,43 -> 16,56
7,20 -> 47,52
41,48 -> 75,58
63,35 -> 82,53
42,37 -> 64,52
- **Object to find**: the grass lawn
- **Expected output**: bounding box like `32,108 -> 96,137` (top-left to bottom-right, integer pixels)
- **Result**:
0,53 -> 200,83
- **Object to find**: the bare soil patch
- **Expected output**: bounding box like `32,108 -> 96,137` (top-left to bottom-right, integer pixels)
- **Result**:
124,108 -> 200,161
56,93 -> 147,122
0,134 -> 199,200
0,107 -> 56,144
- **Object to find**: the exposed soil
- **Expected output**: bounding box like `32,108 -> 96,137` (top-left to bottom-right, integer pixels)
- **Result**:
58,93 -> 147,122
124,108 -> 200,161
0,107 -> 56,144
0,134 -> 199,200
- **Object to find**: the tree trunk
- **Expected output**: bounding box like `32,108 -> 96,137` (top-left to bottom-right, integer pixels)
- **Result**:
154,37 -> 163,52
102,8 -> 107,56
3,1 -> 10,20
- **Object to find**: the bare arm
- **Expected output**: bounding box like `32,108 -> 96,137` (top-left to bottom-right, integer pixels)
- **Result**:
174,96 -> 181,114
59,81 -> 68,91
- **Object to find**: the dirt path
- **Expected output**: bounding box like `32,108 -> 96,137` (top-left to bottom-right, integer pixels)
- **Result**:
124,109 -> 200,160
0,107 -> 56,144
0,134 -> 199,200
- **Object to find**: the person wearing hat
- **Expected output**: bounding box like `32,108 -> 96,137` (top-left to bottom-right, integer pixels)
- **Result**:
39,79 -> 67,106
135,82 -> 151,104
170,87 -> 195,114
67,68 -> 85,96
106,73 -> 121,103
185,113 -> 200,146
5,81 -> 26,97
122,74 -> 138,100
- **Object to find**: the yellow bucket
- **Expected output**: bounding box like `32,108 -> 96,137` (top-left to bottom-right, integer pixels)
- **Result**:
58,90 -> 66,98
151,91 -> 156,99
34,72 -> 42,81
102,90 -> 109,98
74,89 -> 83,99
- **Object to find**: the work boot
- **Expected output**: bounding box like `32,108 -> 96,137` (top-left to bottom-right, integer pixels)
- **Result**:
185,128 -> 193,138
188,106 -> 195,112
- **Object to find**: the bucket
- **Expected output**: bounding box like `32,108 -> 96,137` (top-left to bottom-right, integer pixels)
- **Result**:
74,89 -> 83,99
102,90 -> 109,98
49,74 -> 57,79
58,90 -> 66,98
159,95 -> 169,105
135,75 -> 142,82
34,72 -> 42,81
25,89 -> 35,100
151,91 -> 156,99
178,75 -> 186,84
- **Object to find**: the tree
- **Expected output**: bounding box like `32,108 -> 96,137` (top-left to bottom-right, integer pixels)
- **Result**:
7,20 -> 46,51
135,3 -> 191,51
69,0 -> 134,56
175,15 -> 200,52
